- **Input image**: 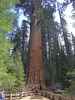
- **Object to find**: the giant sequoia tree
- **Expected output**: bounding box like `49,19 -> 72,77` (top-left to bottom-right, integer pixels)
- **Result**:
27,0 -> 45,89
19,0 -> 45,90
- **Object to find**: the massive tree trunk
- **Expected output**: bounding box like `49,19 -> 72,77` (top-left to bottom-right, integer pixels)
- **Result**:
27,0 -> 45,90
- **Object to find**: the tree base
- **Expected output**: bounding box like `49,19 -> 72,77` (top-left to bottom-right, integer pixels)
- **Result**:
24,83 -> 46,96
23,84 -> 75,100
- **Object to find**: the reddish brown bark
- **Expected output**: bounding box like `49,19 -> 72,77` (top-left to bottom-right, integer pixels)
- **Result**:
27,0 -> 44,90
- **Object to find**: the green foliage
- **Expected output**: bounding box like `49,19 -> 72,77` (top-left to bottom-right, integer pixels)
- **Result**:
64,80 -> 75,96
0,31 -> 24,91
0,73 -> 17,91
14,51 -> 25,87
0,0 -> 19,11
0,0 -> 24,91
67,81 -> 75,95
0,32 -> 15,89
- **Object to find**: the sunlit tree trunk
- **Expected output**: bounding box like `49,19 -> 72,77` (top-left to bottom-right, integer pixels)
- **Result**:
27,0 -> 45,90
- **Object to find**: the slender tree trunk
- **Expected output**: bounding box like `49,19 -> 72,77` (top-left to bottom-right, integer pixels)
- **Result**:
9,92 -> 12,100
27,0 -> 45,90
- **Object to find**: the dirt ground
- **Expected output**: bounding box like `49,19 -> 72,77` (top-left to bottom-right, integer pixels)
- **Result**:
20,96 -> 49,100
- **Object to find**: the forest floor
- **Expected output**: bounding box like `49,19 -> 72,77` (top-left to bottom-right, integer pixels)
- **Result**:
20,96 -> 49,100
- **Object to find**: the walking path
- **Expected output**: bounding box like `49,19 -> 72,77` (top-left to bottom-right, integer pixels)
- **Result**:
20,96 -> 49,100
